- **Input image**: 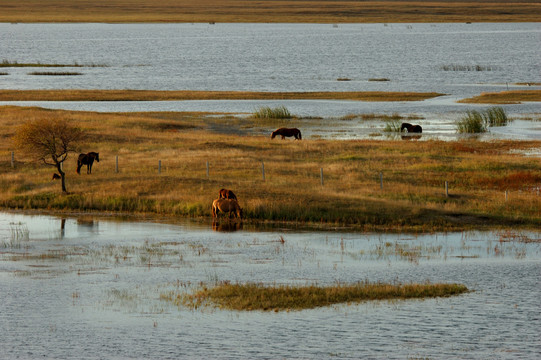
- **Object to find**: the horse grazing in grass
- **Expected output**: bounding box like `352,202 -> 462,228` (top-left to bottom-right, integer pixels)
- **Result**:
271,127 -> 302,140
52,173 -> 61,180
212,198 -> 243,219
219,188 -> 237,201
400,123 -> 422,133
77,152 -> 99,174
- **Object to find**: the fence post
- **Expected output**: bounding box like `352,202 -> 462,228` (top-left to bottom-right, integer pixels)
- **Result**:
320,168 -> 324,186
115,155 -> 119,173
11,151 -> 14,168
505,190 -> 508,201
380,172 -> 383,189
261,162 -> 265,181
206,161 -> 209,179
158,160 -> 161,174
445,181 -> 449,197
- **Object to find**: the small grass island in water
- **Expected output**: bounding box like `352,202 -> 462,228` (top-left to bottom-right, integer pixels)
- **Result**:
165,281 -> 470,311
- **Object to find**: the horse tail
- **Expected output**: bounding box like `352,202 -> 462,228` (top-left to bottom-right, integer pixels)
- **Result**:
298,130 -> 302,140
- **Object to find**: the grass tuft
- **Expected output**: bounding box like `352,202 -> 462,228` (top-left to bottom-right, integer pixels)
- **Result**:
456,107 -> 510,133
252,105 -> 292,119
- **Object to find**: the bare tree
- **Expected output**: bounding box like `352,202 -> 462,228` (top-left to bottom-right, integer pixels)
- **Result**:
13,117 -> 84,193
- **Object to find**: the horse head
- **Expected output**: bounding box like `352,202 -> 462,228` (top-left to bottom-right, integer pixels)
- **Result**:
270,131 -> 277,139
400,123 -> 412,132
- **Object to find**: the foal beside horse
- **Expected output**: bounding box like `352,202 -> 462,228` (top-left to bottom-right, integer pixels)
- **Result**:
400,123 -> 423,133
212,198 -> 243,219
271,127 -> 302,140
77,152 -> 100,174
219,188 -> 237,201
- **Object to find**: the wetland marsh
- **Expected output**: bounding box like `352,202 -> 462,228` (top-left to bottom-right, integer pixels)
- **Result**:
1,20 -> 541,359
1,211 -> 540,359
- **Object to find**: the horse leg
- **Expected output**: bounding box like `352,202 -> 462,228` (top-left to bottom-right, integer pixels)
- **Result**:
281,135 -> 285,140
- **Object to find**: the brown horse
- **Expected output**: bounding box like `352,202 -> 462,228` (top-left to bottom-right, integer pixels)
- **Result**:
400,123 -> 422,133
52,173 -> 61,180
271,127 -> 302,140
212,198 -> 243,219
77,152 -> 99,174
219,188 -> 237,200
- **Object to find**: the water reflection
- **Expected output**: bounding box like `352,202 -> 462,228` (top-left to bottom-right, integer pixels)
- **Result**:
212,220 -> 243,232
401,134 -> 422,141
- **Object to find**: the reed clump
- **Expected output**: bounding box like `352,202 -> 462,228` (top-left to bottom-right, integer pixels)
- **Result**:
456,107 -> 510,133
252,105 -> 292,119
176,281 -> 469,311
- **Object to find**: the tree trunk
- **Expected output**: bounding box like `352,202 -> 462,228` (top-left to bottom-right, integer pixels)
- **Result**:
57,162 -> 67,193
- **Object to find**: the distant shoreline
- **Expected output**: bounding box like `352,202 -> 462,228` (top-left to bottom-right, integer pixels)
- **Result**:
0,90 -> 444,102
1,0 -> 540,23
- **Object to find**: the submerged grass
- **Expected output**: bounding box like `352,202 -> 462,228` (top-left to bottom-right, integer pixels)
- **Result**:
1,59 -> 105,68
176,281 -> 469,311
28,72 -> 83,76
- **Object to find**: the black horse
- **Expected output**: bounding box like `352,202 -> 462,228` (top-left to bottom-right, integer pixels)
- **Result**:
77,152 -> 100,174
400,123 -> 423,133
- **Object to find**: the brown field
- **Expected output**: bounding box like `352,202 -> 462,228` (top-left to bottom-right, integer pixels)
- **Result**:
0,90 -> 444,102
2,106 -> 541,231
459,90 -> 541,104
1,0 -> 540,23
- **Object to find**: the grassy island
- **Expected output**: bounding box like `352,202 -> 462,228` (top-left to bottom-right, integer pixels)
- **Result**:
165,281 -> 470,311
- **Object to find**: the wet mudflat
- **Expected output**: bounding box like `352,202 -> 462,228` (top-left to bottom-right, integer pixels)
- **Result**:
1,212 -> 539,359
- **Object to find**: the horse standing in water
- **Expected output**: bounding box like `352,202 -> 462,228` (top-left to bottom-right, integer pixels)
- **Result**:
400,123 -> 423,133
212,198 -> 243,219
271,128 -> 302,140
77,152 -> 100,174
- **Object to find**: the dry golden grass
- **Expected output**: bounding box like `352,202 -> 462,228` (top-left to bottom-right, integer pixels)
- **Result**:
459,90 -> 541,104
172,281 -> 469,311
2,106 -> 541,231
1,1 -> 539,23
0,90 -> 444,102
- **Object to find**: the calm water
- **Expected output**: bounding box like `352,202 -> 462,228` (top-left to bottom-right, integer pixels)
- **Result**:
1,22 -> 540,140
1,212 -> 540,359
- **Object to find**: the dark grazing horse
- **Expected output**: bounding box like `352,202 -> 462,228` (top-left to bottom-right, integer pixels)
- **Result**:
400,123 -> 423,133
271,127 -> 302,140
219,188 -> 238,201
77,152 -> 99,174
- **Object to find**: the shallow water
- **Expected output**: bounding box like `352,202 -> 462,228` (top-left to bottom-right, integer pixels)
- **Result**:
1,211 -> 540,359
1,22 -> 540,140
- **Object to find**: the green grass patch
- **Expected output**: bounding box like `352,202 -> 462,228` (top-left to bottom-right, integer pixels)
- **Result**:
456,107 -> 510,133
252,105 -> 292,119
383,118 -> 402,132
174,281 -> 469,311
